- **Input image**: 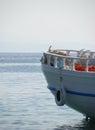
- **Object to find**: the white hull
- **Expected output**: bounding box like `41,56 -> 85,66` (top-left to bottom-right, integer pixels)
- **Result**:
41,48 -> 95,119
42,64 -> 95,118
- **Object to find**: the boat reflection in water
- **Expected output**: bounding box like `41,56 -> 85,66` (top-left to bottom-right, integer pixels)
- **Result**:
54,118 -> 95,130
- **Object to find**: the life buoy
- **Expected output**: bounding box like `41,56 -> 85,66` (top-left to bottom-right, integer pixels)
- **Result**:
55,87 -> 66,106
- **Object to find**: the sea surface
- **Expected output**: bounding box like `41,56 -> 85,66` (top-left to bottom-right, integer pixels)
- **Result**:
0,52 -> 95,130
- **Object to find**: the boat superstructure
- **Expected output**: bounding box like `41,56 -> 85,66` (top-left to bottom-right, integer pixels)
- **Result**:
41,48 -> 95,119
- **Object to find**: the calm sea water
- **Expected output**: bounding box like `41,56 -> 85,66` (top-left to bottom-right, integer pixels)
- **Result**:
0,53 -> 95,130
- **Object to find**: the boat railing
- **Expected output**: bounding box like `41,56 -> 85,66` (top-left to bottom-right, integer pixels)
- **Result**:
41,50 -> 95,72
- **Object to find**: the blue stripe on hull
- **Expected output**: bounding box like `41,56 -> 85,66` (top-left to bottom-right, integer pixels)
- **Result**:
66,89 -> 95,97
48,86 -> 95,97
48,86 -> 56,91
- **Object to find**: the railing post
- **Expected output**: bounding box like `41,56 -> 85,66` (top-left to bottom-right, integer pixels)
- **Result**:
63,58 -> 66,68
86,59 -> 89,72
54,56 -> 57,67
72,59 -> 75,70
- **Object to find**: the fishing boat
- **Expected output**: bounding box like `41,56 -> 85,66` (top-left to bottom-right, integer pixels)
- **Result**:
41,46 -> 95,119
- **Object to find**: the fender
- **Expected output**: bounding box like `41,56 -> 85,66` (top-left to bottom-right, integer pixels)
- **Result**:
55,87 -> 66,106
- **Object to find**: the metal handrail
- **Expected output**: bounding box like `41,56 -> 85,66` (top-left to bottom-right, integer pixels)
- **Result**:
43,50 -> 95,72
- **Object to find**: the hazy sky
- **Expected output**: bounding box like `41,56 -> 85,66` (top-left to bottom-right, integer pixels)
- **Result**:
0,0 -> 95,52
